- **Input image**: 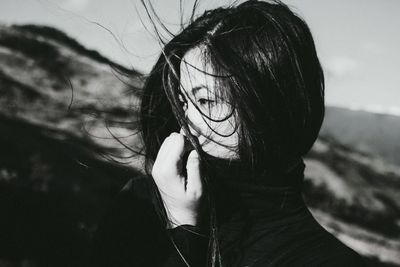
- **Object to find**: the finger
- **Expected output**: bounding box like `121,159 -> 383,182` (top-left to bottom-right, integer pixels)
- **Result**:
154,134 -> 173,162
154,132 -> 184,166
153,133 -> 186,183
185,150 -> 202,198
152,134 -> 177,183
166,132 -> 186,161
166,133 -> 191,178
180,127 -> 194,153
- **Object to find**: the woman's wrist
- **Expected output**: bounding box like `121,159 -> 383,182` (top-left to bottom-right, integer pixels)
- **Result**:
166,210 -> 200,229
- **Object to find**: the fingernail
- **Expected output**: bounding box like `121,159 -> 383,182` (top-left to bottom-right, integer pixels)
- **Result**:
188,150 -> 199,159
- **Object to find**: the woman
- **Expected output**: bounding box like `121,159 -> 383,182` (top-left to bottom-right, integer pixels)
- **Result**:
93,1 -> 364,266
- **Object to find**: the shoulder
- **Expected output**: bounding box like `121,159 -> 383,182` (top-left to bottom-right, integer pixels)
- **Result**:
310,237 -> 365,266
292,217 -> 365,266
254,234 -> 365,267
293,210 -> 366,266
252,212 -> 366,267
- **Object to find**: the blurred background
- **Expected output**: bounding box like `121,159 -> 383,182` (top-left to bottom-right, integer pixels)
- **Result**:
0,0 -> 399,266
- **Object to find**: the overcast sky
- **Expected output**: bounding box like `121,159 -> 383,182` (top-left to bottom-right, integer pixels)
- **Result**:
1,0 -> 399,115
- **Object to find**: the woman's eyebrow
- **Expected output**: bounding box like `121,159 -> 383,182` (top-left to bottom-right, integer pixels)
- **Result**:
192,85 -> 209,95
179,85 -> 210,97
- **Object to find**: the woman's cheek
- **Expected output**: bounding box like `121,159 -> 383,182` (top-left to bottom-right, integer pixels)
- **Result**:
201,121 -> 239,157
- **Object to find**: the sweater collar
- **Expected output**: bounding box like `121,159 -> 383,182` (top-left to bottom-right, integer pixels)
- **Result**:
202,153 -> 305,189
200,154 -> 306,224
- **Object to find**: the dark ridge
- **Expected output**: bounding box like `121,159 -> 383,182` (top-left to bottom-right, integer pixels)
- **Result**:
0,114 -> 141,265
0,70 -> 42,101
303,179 -> 400,239
11,24 -> 141,76
0,114 -> 140,227
0,31 -> 75,80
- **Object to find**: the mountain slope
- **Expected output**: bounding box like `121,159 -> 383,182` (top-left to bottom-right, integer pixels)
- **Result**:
0,23 -> 144,165
321,106 -> 400,167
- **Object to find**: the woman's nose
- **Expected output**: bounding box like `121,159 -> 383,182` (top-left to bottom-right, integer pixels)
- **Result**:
181,122 -> 199,138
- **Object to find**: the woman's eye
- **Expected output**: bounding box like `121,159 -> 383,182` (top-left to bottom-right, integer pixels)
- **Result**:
198,98 -> 215,106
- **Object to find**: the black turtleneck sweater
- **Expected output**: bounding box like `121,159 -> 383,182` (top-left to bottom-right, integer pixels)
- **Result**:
92,157 -> 364,266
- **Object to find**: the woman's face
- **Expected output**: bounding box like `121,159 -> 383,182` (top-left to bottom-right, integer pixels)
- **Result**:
178,47 -> 240,160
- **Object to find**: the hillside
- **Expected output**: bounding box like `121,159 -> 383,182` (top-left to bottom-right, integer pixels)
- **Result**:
321,106 -> 400,167
304,138 -> 400,265
0,23 -> 144,165
0,24 -> 399,266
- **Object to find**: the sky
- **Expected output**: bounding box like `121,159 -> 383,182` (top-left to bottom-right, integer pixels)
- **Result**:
1,0 -> 399,115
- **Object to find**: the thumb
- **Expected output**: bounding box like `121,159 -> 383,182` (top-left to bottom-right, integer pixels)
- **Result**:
185,150 -> 202,197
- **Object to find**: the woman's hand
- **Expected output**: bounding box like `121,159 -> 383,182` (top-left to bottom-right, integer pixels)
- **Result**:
151,131 -> 203,228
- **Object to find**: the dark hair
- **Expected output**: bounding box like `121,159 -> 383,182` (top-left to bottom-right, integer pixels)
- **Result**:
139,0 -> 324,265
